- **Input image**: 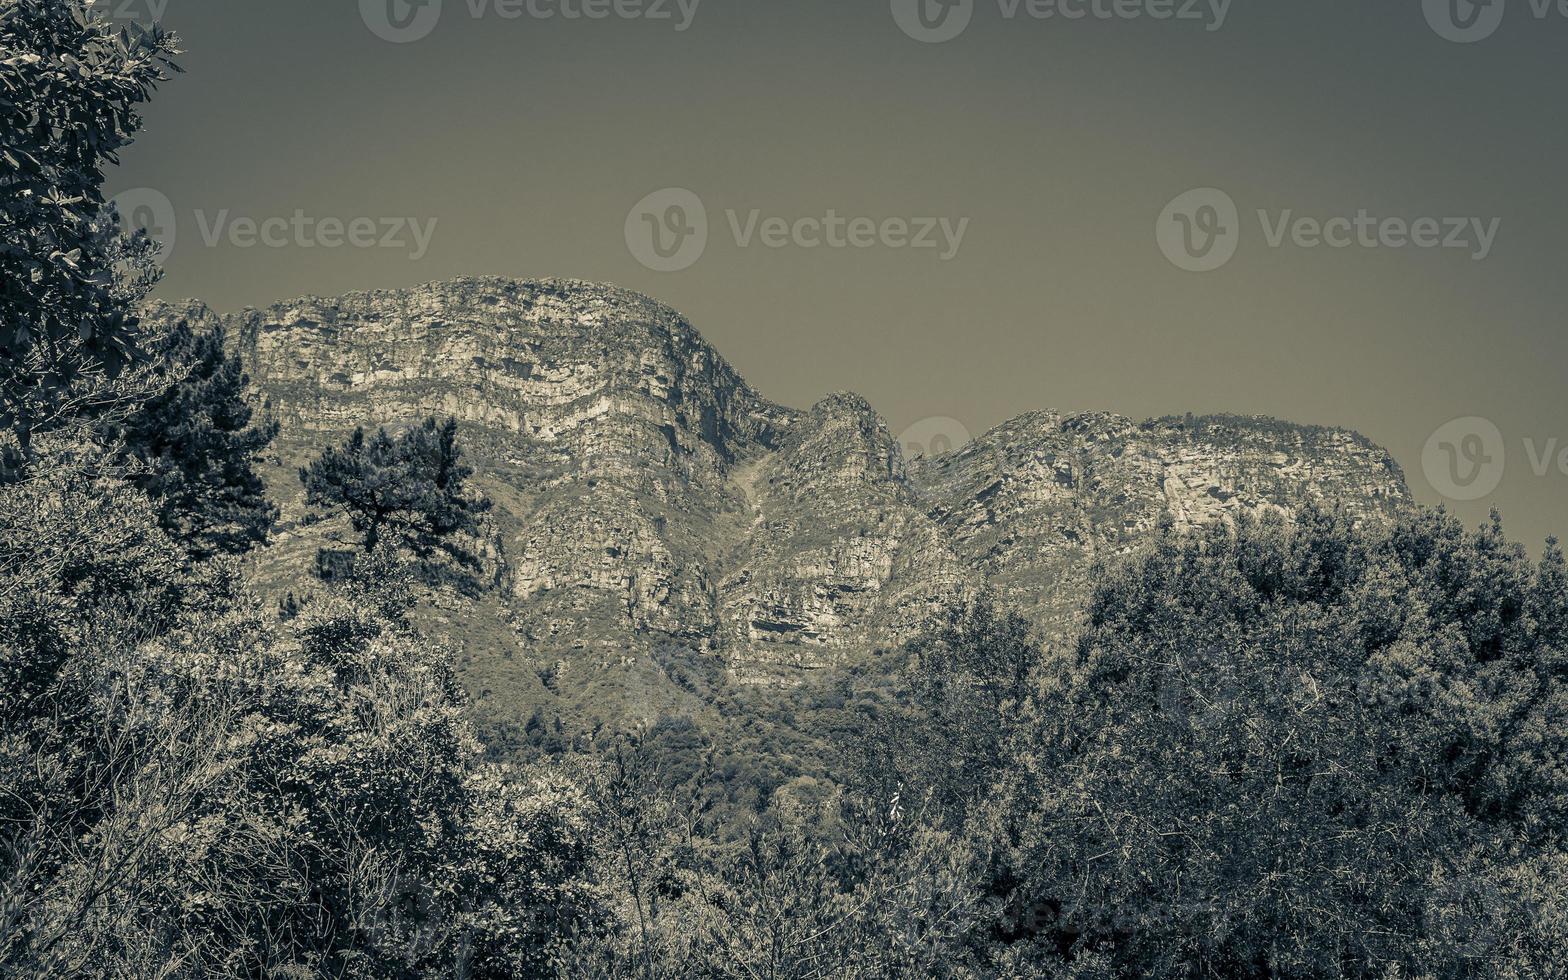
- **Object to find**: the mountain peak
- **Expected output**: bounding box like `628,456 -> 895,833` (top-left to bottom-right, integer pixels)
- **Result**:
770,391 -> 904,499
808,391 -> 879,416
137,282 -> 1413,719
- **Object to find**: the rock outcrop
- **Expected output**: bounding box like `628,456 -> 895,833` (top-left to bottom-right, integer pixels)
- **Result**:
908,410 -> 1408,636
140,277 -> 1412,731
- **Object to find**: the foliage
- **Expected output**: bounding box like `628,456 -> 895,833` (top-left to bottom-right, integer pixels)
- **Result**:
0,470 -> 593,978
106,318 -> 279,558
301,416 -> 491,556
454,762 -> 608,978
0,464 -> 185,727
1002,507 -> 1568,978
0,0 -> 180,449
0,456 -> 219,974
562,738 -> 994,980
9,447 -> 1567,979
863,596 -> 1044,829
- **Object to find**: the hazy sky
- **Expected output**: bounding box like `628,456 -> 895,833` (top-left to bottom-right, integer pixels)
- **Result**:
107,0 -> 1566,548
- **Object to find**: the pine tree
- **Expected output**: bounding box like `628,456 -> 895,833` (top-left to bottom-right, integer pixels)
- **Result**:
300,416 -> 490,555
112,321 -> 279,558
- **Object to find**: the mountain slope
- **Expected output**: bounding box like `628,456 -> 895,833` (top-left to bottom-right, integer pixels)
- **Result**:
140,277 -> 1412,746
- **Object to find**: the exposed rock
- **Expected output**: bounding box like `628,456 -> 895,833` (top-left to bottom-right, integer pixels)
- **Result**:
907,410 -> 1408,636
719,392 -> 973,674
140,278 -> 1412,733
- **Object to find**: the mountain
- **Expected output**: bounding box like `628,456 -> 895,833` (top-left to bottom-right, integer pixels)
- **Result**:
139,278 -> 1411,754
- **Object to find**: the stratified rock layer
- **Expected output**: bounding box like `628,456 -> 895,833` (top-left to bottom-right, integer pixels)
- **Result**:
141,278 -> 1411,728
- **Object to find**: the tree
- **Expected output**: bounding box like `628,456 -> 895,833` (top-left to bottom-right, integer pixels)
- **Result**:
0,0 -> 180,453
549,732 -> 996,980
1004,507 -> 1568,978
453,762 -> 607,979
0,492 -> 603,977
109,319 -> 279,558
0,458 -> 210,975
300,416 -> 490,555
864,596 -> 1044,828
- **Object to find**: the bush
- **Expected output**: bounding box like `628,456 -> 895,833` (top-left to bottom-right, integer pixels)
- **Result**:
1005,508 -> 1568,978
0,476 -> 596,977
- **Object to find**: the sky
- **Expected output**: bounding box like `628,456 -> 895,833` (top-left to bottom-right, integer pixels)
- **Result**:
105,0 -> 1567,549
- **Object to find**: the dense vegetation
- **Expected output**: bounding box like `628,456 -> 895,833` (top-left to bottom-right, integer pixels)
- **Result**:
0,0 -> 177,458
4,2 -> 1566,976
995,510 -> 1568,976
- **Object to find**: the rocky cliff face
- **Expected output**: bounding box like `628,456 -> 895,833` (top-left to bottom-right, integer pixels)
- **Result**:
141,278 -> 1411,730
909,411 -> 1408,636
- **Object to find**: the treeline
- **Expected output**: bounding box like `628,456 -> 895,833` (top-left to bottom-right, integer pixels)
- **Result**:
5,3 -> 1568,977
9,447 -> 1568,977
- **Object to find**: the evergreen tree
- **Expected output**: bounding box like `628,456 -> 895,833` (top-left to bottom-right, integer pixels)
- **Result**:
300,416 -> 490,555
111,320 -> 279,558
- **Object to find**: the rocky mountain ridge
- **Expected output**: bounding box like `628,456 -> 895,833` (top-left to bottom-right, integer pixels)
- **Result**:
141,278 -> 1411,733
